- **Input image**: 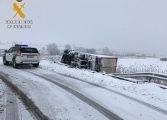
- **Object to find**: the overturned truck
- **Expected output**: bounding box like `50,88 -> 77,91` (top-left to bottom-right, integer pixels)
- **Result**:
61,50 -> 118,74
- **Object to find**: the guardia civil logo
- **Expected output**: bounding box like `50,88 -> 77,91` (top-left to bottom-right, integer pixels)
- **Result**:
12,0 -> 26,19
5,0 -> 33,29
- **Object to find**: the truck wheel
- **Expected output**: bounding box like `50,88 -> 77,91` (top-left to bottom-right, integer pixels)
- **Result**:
3,56 -> 9,65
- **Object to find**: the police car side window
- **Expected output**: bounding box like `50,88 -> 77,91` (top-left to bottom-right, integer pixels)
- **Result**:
8,47 -> 14,53
12,47 -> 17,52
8,48 -> 12,53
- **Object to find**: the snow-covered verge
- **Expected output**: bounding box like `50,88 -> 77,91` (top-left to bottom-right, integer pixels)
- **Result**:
40,59 -> 167,112
117,58 -> 167,74
41,55 -> 62,64
0,79 -> 5,120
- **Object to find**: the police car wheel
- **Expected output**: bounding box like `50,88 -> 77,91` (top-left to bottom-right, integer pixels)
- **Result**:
13,60 -> 18,68
3,57 -> 9,65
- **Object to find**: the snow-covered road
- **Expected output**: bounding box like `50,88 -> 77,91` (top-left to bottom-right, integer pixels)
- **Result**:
0,57 -> 167,120
27,68 -> 167,120
40,59 -> 167,110
0,69 -> 109,120
0,78 -> 34,120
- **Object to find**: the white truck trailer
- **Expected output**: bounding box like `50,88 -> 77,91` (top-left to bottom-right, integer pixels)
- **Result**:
85,54 -> 118,73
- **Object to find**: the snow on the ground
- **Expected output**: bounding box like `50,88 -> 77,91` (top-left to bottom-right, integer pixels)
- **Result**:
84,87 -> 167,120
32,68 -> 167,120
0,79 -> 5,120
117,58 -> 167,74
17,96 -> 34,120
0,78 -> 34,120
0,66 -> 108,119
1,57 -> 167,119
40,59 -> 167,112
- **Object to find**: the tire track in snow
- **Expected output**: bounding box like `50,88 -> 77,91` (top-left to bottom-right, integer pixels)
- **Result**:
0,72 -> 50,120
29,71 -> 123,120
2,64 -> 167,118
28,69 -> 167,116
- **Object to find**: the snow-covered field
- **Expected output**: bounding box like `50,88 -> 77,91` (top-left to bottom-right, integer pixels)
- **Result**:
117,58 -> 167,74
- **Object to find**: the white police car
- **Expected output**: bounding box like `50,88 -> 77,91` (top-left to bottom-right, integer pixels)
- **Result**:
3,45 -> 40,68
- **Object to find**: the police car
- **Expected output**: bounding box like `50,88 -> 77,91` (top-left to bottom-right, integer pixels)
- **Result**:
3,45 -> 40,68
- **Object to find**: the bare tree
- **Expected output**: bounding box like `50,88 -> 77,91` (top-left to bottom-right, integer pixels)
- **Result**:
47,43 -> 60,55
65,44 -> 72,50
74,47 -> 96,54
75,47 -> 86,52
102,47 -> 111,55
86,48 -> 96,54
40,47 -> 47,55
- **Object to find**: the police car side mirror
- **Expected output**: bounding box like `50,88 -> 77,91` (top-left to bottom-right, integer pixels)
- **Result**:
4,50 -> 8,53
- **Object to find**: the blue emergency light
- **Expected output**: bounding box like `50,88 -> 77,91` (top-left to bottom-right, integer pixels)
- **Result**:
15,44 -> 28,48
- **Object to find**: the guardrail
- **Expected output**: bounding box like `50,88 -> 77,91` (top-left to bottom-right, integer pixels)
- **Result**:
113,72 -> 167,87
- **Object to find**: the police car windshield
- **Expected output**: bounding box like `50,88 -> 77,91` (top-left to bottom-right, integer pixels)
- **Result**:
20,48 -> 39,53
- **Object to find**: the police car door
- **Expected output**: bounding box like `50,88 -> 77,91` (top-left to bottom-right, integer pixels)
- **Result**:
6,47 -> 14,62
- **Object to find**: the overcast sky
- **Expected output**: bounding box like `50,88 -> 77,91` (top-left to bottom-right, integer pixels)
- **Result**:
0,0 -> 167,55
